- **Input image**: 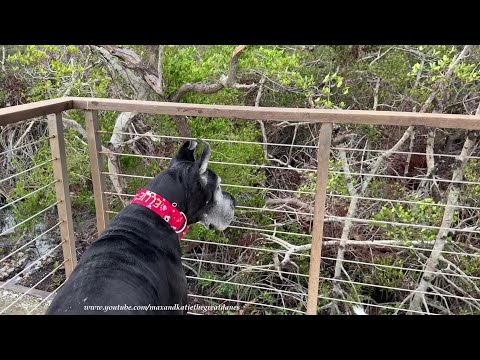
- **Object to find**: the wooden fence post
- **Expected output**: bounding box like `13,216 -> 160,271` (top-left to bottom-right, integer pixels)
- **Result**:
306,123 -> 333,315
48,113 -> 77,278
85,110 -> 110,235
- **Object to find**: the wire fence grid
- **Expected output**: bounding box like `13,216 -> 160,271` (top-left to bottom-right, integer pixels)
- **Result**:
0,112 -> 479,315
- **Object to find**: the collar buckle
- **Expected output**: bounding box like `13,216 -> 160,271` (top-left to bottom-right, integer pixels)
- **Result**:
175,212 -> 188,234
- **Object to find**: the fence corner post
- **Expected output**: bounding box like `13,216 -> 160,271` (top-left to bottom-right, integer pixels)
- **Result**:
48,112 -> 77,278
306,122 -> 332,315
85,110 -> 110,235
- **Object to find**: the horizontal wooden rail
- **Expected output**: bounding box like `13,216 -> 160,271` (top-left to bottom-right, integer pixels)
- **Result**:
0,98 -> 73,126
71,97 -> 480,130
1,97 -> 480,130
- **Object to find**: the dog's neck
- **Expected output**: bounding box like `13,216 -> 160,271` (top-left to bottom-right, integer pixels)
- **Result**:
145,170 -> 189,217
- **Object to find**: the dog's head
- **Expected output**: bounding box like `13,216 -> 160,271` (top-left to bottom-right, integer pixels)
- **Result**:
167,140 -> 236,231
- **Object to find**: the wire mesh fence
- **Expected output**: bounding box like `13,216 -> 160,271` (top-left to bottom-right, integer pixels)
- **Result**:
96,122 -> 480,315
0,99 -> 479,315
0,120 -> 68,315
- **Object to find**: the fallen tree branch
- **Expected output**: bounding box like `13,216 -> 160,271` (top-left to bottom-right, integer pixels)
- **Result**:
257,224 -> 457,281
169,45 -> 255,102
170,82 -> 224,103
266,197 -> 314,213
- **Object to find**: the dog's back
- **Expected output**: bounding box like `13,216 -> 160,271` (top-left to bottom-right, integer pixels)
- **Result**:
46,205 -> 187,315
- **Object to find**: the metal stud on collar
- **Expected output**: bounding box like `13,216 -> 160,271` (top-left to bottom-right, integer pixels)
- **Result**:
175,212 -> 188,234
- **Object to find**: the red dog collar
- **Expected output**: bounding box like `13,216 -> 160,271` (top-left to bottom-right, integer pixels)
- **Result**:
131,189 -> 189,240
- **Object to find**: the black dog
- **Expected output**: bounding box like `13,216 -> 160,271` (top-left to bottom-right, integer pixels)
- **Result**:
46,140 -> 236,315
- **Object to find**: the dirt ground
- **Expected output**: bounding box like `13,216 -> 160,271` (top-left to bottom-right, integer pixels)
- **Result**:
0,288 -> 50,315
0,206 -> 97,314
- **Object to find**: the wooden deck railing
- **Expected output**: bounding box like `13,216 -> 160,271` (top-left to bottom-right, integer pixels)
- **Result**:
1,97 -> 479,315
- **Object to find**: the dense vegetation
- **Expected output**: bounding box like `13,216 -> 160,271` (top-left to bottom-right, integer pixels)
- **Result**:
1,45 -> 479,315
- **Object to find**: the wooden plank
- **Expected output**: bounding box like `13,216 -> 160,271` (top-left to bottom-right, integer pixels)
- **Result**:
48,113 -> 77,278
3,97 -> 480,130
306,123 -> 332,315
85,110 -> 110,234
0,98 -> 73,126
71,97 -> 480,130
0,281 -> 52,299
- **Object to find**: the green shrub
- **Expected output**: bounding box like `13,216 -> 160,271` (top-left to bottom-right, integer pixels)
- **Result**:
9,129 -> 95,234
370,196 -> 452,243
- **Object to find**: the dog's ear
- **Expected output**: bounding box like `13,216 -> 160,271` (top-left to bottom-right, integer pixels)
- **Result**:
169,140 -> 198,167
194,141 -> 211,187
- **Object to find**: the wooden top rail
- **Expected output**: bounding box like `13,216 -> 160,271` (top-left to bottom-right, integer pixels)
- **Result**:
69,98 -> 480,130
1,97 -> 480,130
0,98 -> 73,126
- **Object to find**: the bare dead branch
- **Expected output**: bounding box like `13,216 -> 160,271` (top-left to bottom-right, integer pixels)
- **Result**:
418,47 -> 472,194
62,117 -> 87,139
227,45 -> 246,86
100,45 -> 145,69
157,45 -> 164,95
255,75 -> 268,159
363,126 -> 415,191
408,130 -> 479,313
255,75 -> 266,107
266,198 -> 314,213
1,46 -> 5,72
440,256 -> 480,295
92,45 -> 150,96
61,59 -> 97,98
420,45 -> 472,113
13,120 -> 35,149
373,77 -> 380,110
425,127 -> 436,178
404,129 -> 415,176
444,130 -> 466,154
414,59 -> 425,89
61,116 -> 127,205
332,134 -> 356,146
170,82 -> 224,103
339,149 -> 357,196
287,125 -> 298,164
329,127 -> 414,308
